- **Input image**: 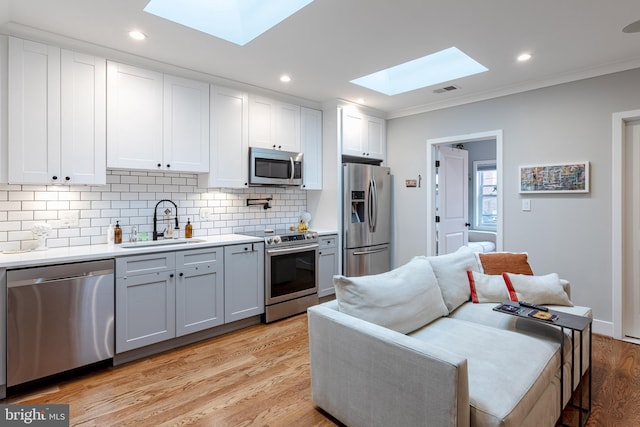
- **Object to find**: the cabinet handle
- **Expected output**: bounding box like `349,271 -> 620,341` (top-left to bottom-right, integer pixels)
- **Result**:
244,247 -> 249,251
319,251 -> 323,255
170,273 -> 174,278
65,176 -> 70,181
157,163 -> 162,168
244,182 -> 248,186
166,164 -> 170,168
52,176 -> 58,181
179,272 -> 184,277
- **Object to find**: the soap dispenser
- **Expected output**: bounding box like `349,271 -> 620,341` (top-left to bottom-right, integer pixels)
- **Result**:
114,221 -> 122,244
185,218 -> 193,239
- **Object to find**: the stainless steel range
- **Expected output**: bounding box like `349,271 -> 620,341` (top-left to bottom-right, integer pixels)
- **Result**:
248,229 -> 319,323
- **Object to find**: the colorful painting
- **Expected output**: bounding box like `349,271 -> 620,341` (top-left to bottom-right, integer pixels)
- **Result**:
519,162 -> 589,193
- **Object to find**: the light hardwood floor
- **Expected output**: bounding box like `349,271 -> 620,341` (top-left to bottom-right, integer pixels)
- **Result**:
3,313 -> 640,426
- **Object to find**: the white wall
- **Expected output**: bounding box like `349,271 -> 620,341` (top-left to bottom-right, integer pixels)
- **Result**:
387,67 -> 640,327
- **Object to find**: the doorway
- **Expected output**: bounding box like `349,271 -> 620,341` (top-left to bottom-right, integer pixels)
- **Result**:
613,109 -> 640,342
426,130 -> 503,256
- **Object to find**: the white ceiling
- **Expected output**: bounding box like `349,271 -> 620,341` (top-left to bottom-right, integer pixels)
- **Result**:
2,0 -> 640,118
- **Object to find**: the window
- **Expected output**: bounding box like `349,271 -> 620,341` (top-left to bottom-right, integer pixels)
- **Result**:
474,161 -> 497,230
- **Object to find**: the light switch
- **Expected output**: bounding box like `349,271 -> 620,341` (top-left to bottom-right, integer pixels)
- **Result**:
200,207 -> 213,220
522,199 -> 531,211
60,210 -> 79,227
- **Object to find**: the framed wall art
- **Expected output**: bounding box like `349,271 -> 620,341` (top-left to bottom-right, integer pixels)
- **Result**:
519,162 -> 589,194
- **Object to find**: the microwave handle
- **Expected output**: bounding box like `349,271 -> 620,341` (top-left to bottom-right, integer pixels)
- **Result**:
290,156 -> 295,180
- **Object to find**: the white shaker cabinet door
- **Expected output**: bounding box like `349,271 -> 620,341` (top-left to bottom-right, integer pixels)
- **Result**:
301,107 -> 322,190
199,86 -> 249,188
224,243 -> 265,323
60,50 -> 106,185
107,61 -> 163,170
8,37 -> 61,184
163,74 -> 210,173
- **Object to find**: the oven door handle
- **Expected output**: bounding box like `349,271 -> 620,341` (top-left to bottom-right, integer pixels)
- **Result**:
266,243 -> 318,255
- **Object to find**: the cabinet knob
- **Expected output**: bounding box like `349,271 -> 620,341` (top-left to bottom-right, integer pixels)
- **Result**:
319,251 -> 322,255
170,273 -> 174,278
52,176 -> 58,181
166,164 -> 170,168
65,176 -> 70,181
179,272 -> 184,277
157,163 -> 162,168
244,247 -> 249,251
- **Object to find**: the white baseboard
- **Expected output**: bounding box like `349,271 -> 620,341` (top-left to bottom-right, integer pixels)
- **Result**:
592,318 -> 613,337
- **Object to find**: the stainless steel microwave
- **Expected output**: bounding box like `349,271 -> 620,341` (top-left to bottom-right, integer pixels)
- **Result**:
249,147 -> 303,186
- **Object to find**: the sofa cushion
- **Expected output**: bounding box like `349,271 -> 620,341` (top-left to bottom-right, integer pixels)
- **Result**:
467,270 -> 509,303
503,272 -> 573,306
333,256 -> 449,334
409,317 -> 561,427
478,252 -> 534,275
429,246 -> 480,312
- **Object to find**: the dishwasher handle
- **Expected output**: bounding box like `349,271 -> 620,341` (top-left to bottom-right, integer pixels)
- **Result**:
7,260 -> 114,288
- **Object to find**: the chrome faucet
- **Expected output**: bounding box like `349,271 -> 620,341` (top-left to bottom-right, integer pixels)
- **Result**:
153,199 -> 180,240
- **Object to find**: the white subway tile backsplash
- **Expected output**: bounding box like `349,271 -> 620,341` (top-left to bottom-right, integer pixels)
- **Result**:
0,170 -> 307,249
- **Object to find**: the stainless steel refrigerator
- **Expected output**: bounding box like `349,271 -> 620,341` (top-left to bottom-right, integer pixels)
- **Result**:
343,163 -> 391,276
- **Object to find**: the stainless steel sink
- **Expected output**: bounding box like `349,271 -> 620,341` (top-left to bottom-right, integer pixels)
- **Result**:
120,238 -> 206,248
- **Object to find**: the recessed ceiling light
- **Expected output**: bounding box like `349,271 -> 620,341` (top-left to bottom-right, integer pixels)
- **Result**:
356,98 -> 365,104
128,30 -> 147,41
350,47 -> 488,96
280,74 -> 292,83
144,0 -> 314,46
517,53 -> 532,62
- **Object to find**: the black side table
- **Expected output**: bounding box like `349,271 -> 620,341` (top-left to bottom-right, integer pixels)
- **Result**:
493,302 -> 592,427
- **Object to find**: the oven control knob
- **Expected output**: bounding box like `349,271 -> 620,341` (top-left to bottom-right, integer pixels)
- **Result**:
266,237 -> 274,245
273,236 -> 282,244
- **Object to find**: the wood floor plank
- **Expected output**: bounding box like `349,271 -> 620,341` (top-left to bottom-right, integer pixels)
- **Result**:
3,313 -> 640,426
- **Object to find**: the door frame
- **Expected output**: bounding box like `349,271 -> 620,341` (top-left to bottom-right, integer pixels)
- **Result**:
426,130 -> 503,256
612,109 -> 640,341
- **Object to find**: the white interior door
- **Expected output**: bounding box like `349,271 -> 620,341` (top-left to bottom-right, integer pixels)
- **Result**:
623,119 -> 640,339
437,146 -> 469,255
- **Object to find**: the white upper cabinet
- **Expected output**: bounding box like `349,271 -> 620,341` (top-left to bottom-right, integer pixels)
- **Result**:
8,37 -> 106,185
341,109 -> 386,162
199,85 -> 249,188
301,107 -> 322,190
107,62 -> 209,172
163,75 -> 209,172
107,62 -> 163,170
249,95 -> 301,152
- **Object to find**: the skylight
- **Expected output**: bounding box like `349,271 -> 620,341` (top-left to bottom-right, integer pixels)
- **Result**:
350,47 -> 488,96
143,0 -> 314,46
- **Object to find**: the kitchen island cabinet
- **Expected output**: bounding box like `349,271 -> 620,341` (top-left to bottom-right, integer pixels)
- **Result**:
224,242 -> 265,322
8,37 -> 106,185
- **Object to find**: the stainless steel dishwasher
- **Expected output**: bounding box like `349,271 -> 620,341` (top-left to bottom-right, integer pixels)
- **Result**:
7,259 -> 115,387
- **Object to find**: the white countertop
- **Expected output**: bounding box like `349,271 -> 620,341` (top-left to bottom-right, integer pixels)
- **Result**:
0,234 -> 262,269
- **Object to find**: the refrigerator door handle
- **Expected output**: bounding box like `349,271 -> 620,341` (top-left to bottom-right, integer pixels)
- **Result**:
369,178 -> 378,232
353,247 -> 388,256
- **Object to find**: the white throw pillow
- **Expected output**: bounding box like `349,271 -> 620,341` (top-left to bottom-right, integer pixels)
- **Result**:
502,272 -> 573,306
333,256 -> 449,334
429,246 -> 481,312
467,271 -> 509,303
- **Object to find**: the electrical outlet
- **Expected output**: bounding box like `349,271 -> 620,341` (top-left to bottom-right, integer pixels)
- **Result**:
522,199 -> 531,212
60,210 -> 79,227
200,207 -> 213,221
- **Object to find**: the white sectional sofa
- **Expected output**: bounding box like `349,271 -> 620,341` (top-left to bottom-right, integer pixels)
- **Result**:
307,247 -> 591,427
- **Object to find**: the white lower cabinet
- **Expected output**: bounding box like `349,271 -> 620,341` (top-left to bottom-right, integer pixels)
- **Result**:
116,247 -> 224,353
318,235 -> 338,297
224,242 -> 265,322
